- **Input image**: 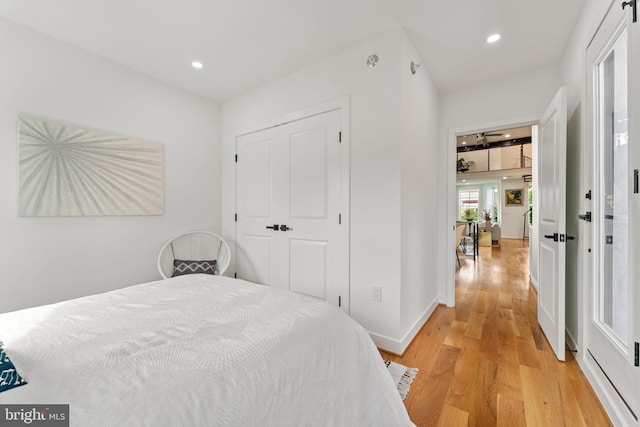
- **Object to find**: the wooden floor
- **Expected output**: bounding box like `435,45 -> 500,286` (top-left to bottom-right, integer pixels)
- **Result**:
380,239 -> 612,427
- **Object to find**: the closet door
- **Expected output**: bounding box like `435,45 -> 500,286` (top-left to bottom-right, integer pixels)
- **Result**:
236,126 -> 284,286
236,109 -> 349,311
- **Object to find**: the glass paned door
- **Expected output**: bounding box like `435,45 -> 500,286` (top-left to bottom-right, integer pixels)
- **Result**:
596,28 -> 629,347
586,5 -> 638,421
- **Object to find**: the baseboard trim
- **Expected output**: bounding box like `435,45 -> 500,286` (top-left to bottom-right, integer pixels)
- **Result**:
529,275 -> 539,292
370,297 -> 439,355
576,352 -> 634,426
565,330 -> 578,352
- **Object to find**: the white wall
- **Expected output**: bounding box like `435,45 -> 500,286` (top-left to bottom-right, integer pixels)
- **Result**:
399,32 -> 440,342
499,179 -> 529,239
0,18 -> 221,313
222,28 -> 439,352
438,65 -> 562,300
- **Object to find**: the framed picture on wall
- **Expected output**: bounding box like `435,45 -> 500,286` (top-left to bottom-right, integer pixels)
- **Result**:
505,189 -> 523,206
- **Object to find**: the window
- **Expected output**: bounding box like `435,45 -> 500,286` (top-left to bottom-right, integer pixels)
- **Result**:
486,187 -> 499,222
459,189 -> 479,220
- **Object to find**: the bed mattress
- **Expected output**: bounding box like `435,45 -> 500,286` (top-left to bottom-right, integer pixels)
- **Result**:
0,274 -> 413,426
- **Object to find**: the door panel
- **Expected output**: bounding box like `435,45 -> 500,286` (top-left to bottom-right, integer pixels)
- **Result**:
279,111 -> 346,307
290,127 -> 328,219
236,109 -> 348,311
586,4 -> 639,422
236,129 -> 281,286
237,235 -> 273,285
289,239 -> 327,299
242,139 -> 272,218
537,87 -> 567,362
630,0 -> 640,411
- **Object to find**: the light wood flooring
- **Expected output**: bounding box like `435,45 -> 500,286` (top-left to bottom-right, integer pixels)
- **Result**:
380,239 -> 612,426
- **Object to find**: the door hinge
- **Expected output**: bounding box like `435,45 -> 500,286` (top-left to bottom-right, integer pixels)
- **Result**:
585,190 -> 592,200
579,212 -> 592,222
635,342 -> 639,366
339,131 -> 342,143
338,296 -> 342,307
339,213 -> 342,224
234,213 -> 237,222
235,154 -> 238,163
634,169 -> 638,194
234,273 -> 237,279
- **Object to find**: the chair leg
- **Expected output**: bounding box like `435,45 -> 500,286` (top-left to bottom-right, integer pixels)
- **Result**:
456,250 -> 461,267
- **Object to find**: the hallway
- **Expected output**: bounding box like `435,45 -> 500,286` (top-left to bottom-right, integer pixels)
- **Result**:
380,239 -> 612,426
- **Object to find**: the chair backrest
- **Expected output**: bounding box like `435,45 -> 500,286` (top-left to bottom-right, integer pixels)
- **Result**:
157,231 -> 231,279
455,224 -> 466,251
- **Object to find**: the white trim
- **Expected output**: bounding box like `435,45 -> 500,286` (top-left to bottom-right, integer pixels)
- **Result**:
446,114 -> 541,307
370,297 -> 439,354
233,97 -> 350,138
578,356 -> 633,427
529,275 -> 539,292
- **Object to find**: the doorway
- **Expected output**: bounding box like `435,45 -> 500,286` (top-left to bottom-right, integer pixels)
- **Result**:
447,118 -> 540,307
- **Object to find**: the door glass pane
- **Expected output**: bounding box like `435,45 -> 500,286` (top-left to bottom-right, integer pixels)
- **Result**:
597,29 -> 628,346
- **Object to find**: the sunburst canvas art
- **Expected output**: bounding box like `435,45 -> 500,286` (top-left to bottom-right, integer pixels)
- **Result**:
18,116 -> 164,216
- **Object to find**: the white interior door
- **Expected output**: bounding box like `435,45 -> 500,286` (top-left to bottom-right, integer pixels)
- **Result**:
236,109 -> 349,311
585,3 -> 639,423
235,126 -> 283,286
537,86 -> 568,362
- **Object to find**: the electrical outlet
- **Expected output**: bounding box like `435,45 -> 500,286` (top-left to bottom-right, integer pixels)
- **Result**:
371,285 -> 382,302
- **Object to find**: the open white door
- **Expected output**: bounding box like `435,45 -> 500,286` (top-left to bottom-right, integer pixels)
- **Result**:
583,4 -> 640,423
537,87 -> 568,361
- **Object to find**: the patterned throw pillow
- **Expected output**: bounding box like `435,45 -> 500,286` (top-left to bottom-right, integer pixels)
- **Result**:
0,346 -> 27,393
172,259 -> 217,277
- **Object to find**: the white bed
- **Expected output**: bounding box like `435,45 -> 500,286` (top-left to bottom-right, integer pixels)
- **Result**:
0,275 -> 413,426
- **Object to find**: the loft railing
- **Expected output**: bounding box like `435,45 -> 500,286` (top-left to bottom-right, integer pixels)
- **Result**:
457,144 -> 532,174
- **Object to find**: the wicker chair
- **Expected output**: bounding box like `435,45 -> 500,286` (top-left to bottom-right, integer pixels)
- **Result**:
157,231 -> 231,279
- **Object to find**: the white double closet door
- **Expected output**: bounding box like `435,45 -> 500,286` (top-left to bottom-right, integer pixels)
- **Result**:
235,109 -> 349,311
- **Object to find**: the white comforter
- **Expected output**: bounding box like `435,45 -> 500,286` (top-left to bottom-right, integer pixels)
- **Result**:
0,275 -> 413,426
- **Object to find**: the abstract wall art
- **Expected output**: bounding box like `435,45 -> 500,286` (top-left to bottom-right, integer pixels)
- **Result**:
18,116 -> 164,216
504,188 -> 523,206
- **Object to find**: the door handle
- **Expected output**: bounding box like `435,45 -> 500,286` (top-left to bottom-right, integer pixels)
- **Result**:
622,0 -> 637,22
266,224 -> 279,230
578,212 -> 592,222
544,233 -> 559,241
279,224 -> 293,232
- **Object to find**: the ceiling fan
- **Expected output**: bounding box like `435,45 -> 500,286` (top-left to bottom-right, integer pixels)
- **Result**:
475,131 -> 503,147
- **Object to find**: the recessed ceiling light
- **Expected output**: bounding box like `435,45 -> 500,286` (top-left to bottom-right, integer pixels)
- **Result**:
462,180 -> 466,182
487,34 -> 501,43
462,141 -> 467,145
191,61 -> 203,69
504,134 -> 511,138
502,176 -> 508,180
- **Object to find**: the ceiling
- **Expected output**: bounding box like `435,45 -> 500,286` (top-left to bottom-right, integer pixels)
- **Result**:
0,0 -> 586,101
456,126 -> 532,148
